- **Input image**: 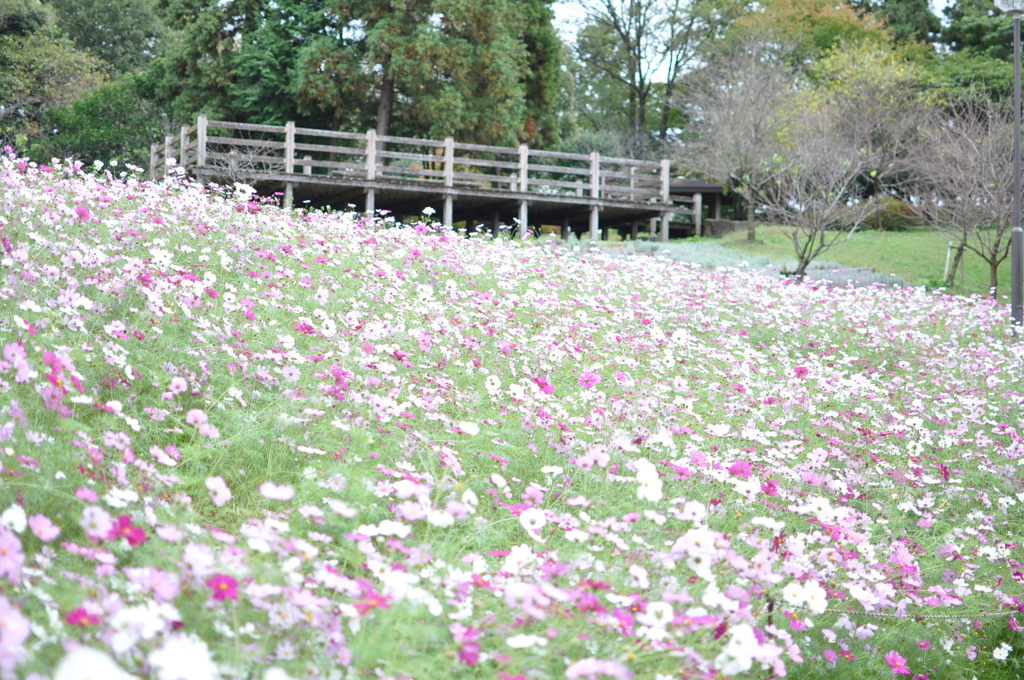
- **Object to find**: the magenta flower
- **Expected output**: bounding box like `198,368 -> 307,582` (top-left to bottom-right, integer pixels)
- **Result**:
108,515 -> 148,547
65,607 -> 101,626
206,573 -> 238,601
578,371 -> 602,389
794,365 -> 810,379
885,651 -> 911,676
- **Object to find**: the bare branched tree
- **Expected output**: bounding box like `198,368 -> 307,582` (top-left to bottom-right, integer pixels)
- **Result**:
762,111 -> 878,278
678,31 -> 803,242
916,96 -> 1014,294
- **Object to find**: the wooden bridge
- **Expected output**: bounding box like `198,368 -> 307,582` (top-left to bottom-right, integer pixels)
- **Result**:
150,116 -> 697,240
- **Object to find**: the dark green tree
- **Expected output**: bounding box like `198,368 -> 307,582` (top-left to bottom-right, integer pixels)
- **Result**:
930,0 -> 1014,97
851,0 -> 940,45
42,0 -> 168,74
153,0 -> 563,147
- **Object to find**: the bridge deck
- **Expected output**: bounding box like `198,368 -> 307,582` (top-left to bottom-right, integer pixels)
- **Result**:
151,116 -> 683,239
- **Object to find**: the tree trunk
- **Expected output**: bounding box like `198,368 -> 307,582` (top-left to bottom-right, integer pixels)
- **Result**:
377,73 -> 394,138
746,194 -> 756,243
659,77 -> 675,142
990,261 -> 1000,297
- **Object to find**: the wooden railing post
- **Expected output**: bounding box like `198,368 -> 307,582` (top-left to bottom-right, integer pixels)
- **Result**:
197,114 -> 207,167
179,125 -> 190,172
518,144 -> 529,192
590,152 -> 600,198
149,143 -> 158,180
365,130 -> 377,180
660,158 -> 671,203
443,136 -> 455,227
693,192 -> 703,237
303,155 -> 312,176
284,121 -> 295,174
164,135 -> 175,170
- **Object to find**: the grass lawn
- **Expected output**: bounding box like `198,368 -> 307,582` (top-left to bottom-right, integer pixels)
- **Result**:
711,224 -> 1012,299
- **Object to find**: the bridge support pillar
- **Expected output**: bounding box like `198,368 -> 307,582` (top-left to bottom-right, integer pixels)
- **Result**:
443,195 -> 453,227
365,189 -> 375,215
491,210 -> 501,238
561,216 -> 571,241
589,206 -> 599,241
630,221 -> 639,240
284,182 -> 293,209
518,201 -> 529,239
660,212 -> 672,242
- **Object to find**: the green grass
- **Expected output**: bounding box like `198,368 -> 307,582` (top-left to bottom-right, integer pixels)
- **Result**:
709,225 -> 1011,298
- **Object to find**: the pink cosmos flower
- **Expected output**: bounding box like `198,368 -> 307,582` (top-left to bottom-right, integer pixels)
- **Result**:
823,649 -> 838,662
80,506 -> 113,541
185,408 -> 208,425
28,514 -> 60,542
794,366 -> 810,379
206,573 -> 238,601
565,657 -> 633,680
259,481 -> 295,501
0,529 -> 24,584
578,371 -> 602,389
168,377 -> 188,394
885,651 -> 911,676
0,596 -> 30,647
205,476 -> 233,507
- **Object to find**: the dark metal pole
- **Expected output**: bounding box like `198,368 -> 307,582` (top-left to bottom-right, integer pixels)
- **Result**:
1014,14 -> 1024,326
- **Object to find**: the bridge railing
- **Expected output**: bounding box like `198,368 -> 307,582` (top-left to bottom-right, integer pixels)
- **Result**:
151,116 -> 671,204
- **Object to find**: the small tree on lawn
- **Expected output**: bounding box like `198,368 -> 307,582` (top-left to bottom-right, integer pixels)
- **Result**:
763,109 -> 878,278
916,95 -> 1014,294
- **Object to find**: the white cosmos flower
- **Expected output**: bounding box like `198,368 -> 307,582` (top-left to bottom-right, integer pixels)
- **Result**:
781,582 -> 806,606
506,633 -> 548,649
456,420 -> 480,435
148,633 -> 220,680
802,580 -> 828,615
427,510 -> 454,527
637,601 -> 674,629
54,647 -> 138,680
1,504 -> 26,533
518,507 -> 546,538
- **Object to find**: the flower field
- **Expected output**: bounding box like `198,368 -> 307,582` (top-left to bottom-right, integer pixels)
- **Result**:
1,154 -> 1023,680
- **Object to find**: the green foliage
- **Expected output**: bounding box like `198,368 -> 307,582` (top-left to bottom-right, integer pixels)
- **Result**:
0,0 -> 53,36
42,0 -> 169,74
730,0 -> 891,62
0,28 -> 107,148
25,76 -> 165,166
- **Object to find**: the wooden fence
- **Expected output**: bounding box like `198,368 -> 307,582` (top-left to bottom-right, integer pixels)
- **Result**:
151,116 -> 679,238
